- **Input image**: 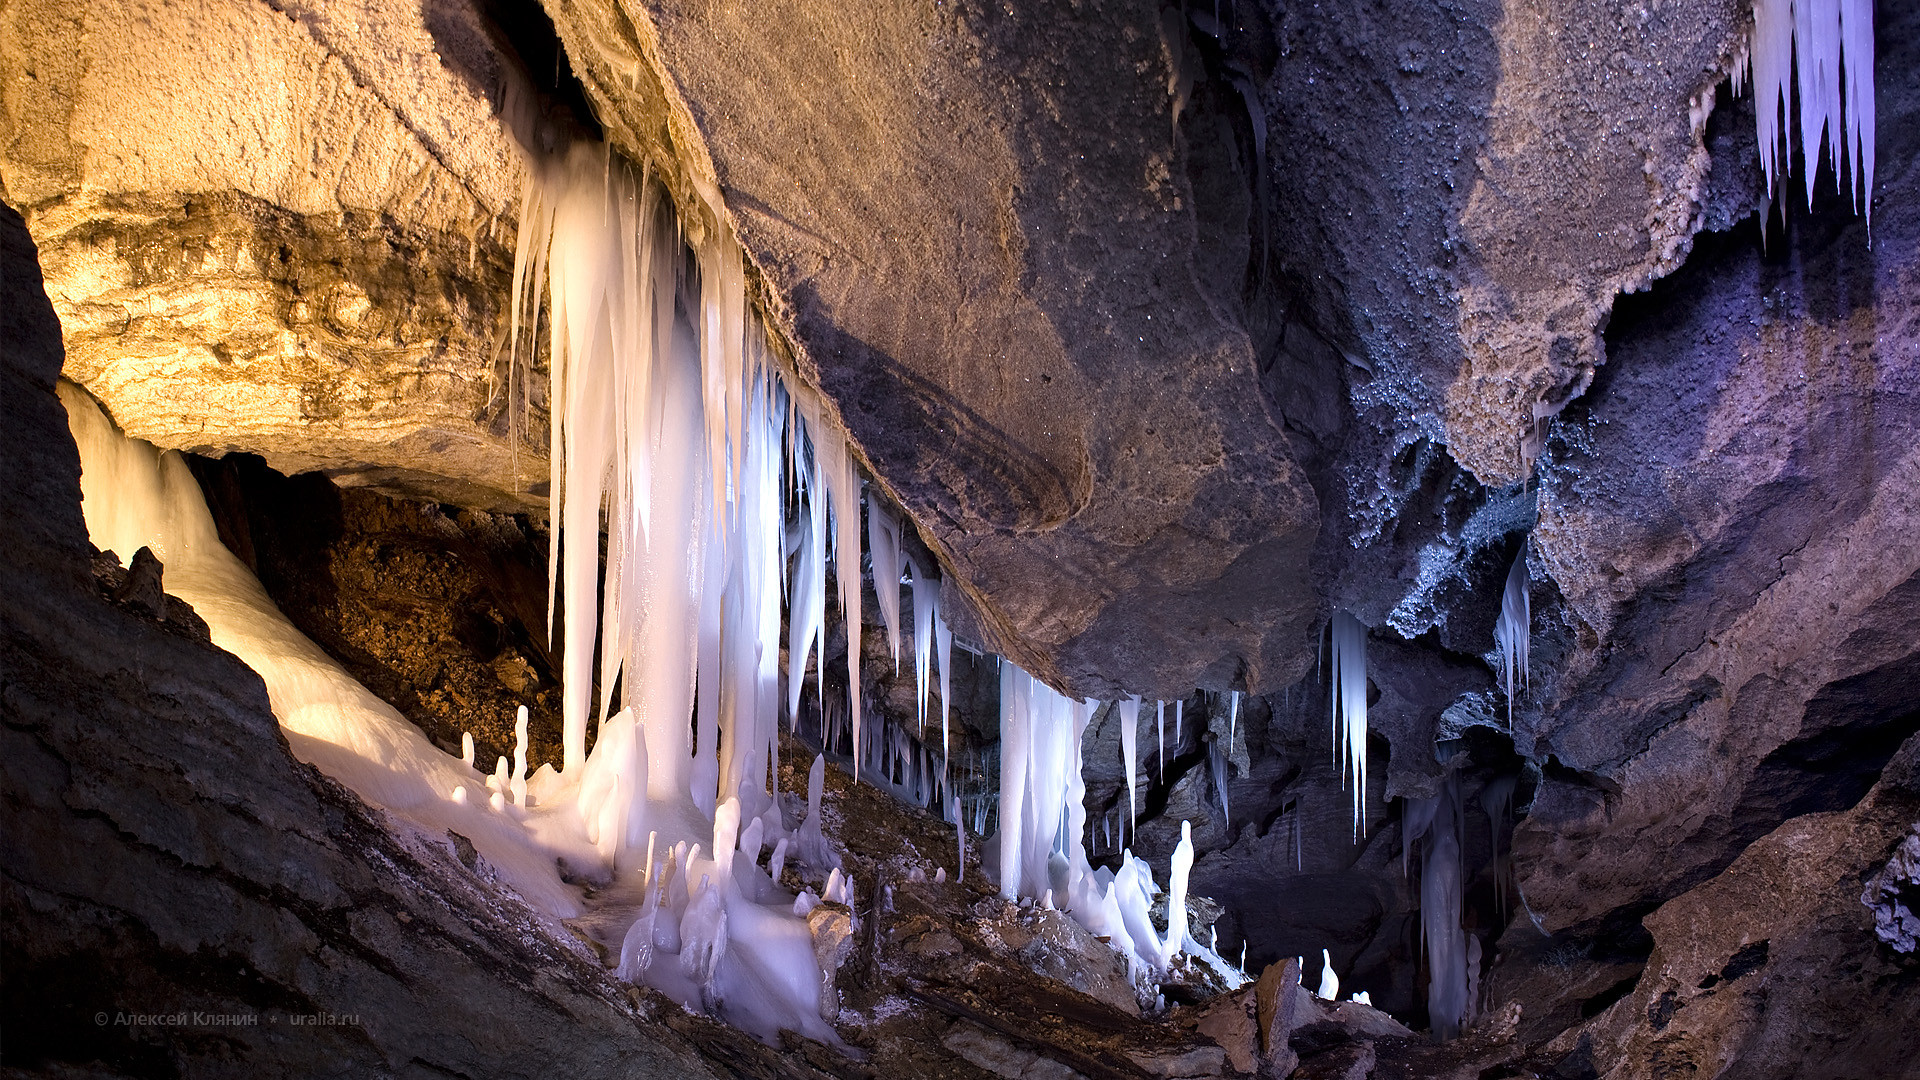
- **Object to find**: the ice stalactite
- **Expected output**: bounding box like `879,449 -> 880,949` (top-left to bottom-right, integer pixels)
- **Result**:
992,667 -> 1243,986
71,132 -> 896,1047
788,444 -> 828,731
1330,611 -> 1369,838
910,557 -> 936,730
1480,775 -> 1518,925
1120,696 -> 1140,830
1156,700 -> 1166,782
868,497 -> 905,670
1209,735 -> 1232,829
1404,772 -> 1469,1040
1743,0 -> 1875,221
1494,551 -> 1529,724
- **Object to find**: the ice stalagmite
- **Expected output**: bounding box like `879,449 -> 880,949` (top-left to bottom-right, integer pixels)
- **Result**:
989,666 -> 1238,985
1316,949 -> 1339,1000
1330,611 -> 1369,838
1160,821 -> 1195,969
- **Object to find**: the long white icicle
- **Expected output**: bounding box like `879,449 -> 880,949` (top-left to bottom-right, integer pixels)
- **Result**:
1330,611 -> 1369,838
1494,551 -> 1530,724
1748,0 -> 1875,220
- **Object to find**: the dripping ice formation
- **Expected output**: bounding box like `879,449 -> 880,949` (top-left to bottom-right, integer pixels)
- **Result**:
1741,0 -> 1875,219
992,669 -> 1244,987
70,132 -> 1283,1042
1494,551 -> 1530,723
509,141 -> 881,1039
1330,611 -> 1370,838
1404,772 -> 1469,1041
511,140 -> 1246,1028
62,380 -> 842,1043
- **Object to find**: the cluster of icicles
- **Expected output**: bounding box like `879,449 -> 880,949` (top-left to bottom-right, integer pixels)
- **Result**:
1739,0 -> 1875,222
58,137 -> 1271,1043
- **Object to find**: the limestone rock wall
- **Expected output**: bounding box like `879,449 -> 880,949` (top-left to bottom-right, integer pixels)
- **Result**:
0,0 -> 550,512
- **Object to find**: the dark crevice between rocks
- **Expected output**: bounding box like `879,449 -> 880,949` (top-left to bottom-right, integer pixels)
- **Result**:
185,451 -> 570,773
431,0 -> 603,146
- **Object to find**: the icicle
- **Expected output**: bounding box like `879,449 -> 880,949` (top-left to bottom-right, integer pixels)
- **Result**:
867,496 -> 904,671
1120,696 -> 1141,830
809,414 -> 865,781
1412,774 -> 1469,1039
936,610 -> 954,764
1156,700 -> 1166,782
1481,775 -> 1518,925
1747,0 -> 1875,223
910,557 -> 937,732
1209,736 -> 1231,829
1330,612 -> 1369,838
1494,551 -> 1530,724
1175,699 -> 1184,744
788,448 -> 827,729
953,794 -> 966,883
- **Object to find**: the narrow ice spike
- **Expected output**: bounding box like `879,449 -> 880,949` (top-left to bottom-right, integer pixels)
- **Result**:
935,609 -> 953,766
1209,736 -> 1231,829
910,557 -> 935,730
1495,550 -> 1530,724
1120,696 -> 1140,830
511,706 -> 529,807
1330,612 -> 1368,838
867,497 -> 904,670
953,794 -> 966,883
787,450 -> 827,728
1156,701 -> 1165,782
1748,0 -> 1875,223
